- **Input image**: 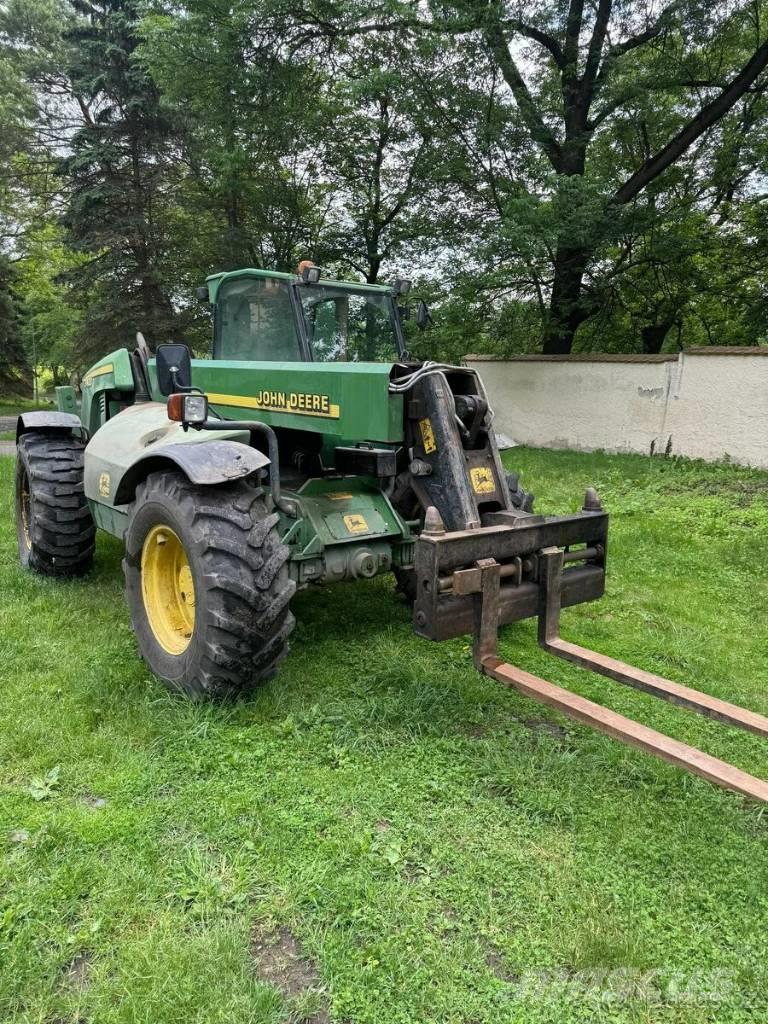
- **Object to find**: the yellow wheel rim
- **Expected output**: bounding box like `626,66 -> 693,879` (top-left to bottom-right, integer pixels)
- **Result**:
141,524 -> 196,655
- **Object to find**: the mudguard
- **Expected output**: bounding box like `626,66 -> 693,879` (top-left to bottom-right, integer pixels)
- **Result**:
112,440 -> 270,504
16,411 -> 84,441
81,401 -> 270,506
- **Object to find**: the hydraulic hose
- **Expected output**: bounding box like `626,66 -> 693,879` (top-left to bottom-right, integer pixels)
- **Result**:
199,419 -> 297,517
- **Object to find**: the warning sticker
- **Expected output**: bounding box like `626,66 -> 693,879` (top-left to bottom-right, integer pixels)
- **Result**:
98,472 -> 111,498
343,513 -> 369,534
419,418 -> 437,454
470,467 -> 495,495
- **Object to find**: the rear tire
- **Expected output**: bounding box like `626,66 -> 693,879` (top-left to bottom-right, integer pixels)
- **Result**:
123,471 -> 295,699
15,431 -> 95,577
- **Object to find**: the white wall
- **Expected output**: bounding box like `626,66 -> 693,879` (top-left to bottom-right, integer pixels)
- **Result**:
464,349 -> 768,468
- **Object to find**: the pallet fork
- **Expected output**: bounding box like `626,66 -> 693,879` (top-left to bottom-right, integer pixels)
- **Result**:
414,499 -> 768,803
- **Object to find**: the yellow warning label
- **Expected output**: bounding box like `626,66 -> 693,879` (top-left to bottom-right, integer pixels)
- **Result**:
328,493 -> 354,501
419,418 -> 437,454
98,472 -> 111,497
470,467 -> 495,495
343,513 -> 369,534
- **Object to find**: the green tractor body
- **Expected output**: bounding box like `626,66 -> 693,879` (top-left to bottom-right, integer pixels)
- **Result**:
75,352 -> 412,588
15,265 -> 607,700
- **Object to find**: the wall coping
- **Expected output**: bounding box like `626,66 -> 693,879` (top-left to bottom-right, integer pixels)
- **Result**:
464,353 -> 677,363
685,346 -> 768,356
464,347 -> 768,363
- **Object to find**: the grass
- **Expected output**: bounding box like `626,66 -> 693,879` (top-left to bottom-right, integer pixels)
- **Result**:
0,397 -> 53,417
0,395 -> 56,440
1,447 -> 768,1023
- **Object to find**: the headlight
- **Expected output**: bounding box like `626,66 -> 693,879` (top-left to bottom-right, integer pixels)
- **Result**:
167,393 -> 209,425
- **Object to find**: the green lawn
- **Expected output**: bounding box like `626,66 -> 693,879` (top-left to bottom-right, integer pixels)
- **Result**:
1,448 -> 767,1024
0,398 -> 52,417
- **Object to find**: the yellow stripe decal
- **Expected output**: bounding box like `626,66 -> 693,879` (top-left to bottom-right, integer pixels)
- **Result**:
82,363 -> 114,385
206,392 -> 341,419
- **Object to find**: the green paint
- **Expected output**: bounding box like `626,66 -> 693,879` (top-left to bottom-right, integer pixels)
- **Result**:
88,498 -> 129,539
182,359 -> 403,452
79,348 -> 136,436
278,477 -> 414,585
54,386 -> 77,415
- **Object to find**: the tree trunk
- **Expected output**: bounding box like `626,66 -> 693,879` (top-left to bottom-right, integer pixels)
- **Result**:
640,319 -> 674,354
542,243 -> 591,354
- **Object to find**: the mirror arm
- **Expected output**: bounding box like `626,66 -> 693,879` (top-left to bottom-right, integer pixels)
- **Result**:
168,366 -> 202,395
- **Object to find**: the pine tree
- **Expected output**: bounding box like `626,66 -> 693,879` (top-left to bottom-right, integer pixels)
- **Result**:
60,0 -> 182,357
0,256 -> 31,395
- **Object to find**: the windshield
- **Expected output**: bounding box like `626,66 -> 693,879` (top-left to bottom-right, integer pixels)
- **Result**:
217,276 -> 302,361
300,284 -> 400,362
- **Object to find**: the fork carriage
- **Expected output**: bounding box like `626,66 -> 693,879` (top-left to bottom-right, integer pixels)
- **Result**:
414,497 -> 768,804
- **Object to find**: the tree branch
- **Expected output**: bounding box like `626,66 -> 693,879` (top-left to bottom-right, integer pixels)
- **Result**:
583,0 -> 613,90
505,19 -> 566,68
595,1 -> 681,93
483,17 -> 563,170
614,37 -> 768,205
563,0 -> 585,78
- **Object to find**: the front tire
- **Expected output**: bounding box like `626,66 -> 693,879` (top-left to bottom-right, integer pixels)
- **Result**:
15,431 -> 95,577
123,471 -> 295,699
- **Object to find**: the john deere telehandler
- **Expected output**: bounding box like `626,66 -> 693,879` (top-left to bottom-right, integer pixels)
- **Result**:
14,264 -> 768,801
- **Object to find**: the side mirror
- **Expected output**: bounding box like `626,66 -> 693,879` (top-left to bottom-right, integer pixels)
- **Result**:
156,343 -> 193,396
415,300 -> 433,331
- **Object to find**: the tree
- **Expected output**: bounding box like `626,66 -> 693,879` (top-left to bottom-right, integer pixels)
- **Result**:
316,35 -> 441,283
58,0 -> 183,357
306,1 -> 768,352
140,0 -> 326,275
0,256 -> 31,394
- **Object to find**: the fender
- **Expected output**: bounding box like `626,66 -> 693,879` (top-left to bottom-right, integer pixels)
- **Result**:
16,411 -> 84,441
111,440 -> 271,505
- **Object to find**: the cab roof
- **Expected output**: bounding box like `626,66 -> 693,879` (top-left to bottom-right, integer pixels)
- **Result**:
204,267 -> 394,304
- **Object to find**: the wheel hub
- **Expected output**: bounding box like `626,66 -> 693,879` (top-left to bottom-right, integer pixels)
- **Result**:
140,525 -> 196,654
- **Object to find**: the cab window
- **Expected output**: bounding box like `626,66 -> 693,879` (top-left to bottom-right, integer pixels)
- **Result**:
300,285 -> 400,362
217,277 -> 302,361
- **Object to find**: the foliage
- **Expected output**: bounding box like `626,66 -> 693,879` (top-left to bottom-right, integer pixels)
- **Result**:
56,0 -> 185,359
3,1 -> 768,377
0,256 -> 30,394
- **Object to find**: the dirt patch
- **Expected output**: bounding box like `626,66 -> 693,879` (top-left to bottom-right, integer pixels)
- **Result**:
463,722 -> 488,739
79,793 -> 108,809
0,441 -> 15,458
62,951 -> 93,992
483,944 -> 519,984
250,923 -> 328,1022
523,717 -> 569,741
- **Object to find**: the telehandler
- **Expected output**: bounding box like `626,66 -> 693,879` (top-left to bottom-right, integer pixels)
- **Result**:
14,263 -> 768,801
